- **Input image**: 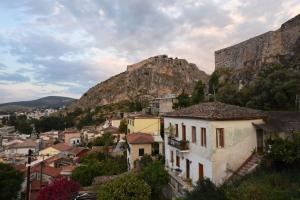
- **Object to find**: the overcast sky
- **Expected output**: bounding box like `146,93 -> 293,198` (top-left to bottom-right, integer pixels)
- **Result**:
0,0 -> 299,103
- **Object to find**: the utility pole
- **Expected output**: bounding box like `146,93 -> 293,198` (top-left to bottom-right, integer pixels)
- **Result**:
40,154 -> 44,189
26,149 -> 33,200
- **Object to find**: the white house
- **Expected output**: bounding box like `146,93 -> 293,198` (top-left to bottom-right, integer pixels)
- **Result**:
5,139 -> 39,155
163,102 -> 265,190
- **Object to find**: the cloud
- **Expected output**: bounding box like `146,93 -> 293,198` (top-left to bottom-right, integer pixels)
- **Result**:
0,0 -> 299,102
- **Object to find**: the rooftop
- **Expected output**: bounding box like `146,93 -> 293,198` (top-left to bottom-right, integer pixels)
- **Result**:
13,139 -> 37,149
51,143 -> 72,152
164,102 -> 265,120
127,133 -> 154,144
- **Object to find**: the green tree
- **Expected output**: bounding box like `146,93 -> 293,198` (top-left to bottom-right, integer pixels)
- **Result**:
139,161 -> 169,198
97,173 -> 151,200
0,163 -> 24,200
245,64 -> 300,110
89,133 -> 115,147
16,120 -> 33,135
191,80 -> 205,104
118,119 -> 128,133
183,178 -> 226,200
71,161 -> 102,186
176,91 -> 191,108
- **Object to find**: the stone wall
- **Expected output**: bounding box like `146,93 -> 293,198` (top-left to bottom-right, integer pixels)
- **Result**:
215,14 -> 300,69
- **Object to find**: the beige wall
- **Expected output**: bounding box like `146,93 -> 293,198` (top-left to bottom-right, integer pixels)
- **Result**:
128,143 -> 152,169
211,119 -> 264,185
64,133 -> 81,145
127,118 -> 160,135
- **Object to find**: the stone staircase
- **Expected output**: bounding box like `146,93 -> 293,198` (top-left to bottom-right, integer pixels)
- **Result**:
227,154 -> 263,182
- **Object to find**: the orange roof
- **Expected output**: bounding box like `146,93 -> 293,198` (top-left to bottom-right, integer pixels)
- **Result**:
51,143 -> 72,151
32,166 -> 62,178
127,133 -> 154,144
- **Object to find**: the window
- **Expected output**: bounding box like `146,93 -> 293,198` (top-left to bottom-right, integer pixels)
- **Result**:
201,128 -> 206,147
199,163 -> 204,180
216,128 -> 224,148
175,124 -> 178,137
176,155 -> 180,167
182,125 -> 186,141
170,150 -> 174,163
138,148 -> 144,156
192,126 -> 196,143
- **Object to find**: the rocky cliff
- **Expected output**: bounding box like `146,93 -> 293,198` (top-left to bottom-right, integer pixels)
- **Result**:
215,14 -> 300,70
68,55 -> 208,111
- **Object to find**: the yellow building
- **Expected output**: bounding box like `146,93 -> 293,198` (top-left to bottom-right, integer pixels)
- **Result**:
39,143 -> 72,157
127,115 -> 161,135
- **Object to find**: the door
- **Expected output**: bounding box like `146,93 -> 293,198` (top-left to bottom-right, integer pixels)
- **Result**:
256,129 -> 263,153
186,159 -> 190,179
182,125 -> 186,141
198,163 -> 204,180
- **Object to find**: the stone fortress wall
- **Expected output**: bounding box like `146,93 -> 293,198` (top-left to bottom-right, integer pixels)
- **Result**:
215,14 -> 300,69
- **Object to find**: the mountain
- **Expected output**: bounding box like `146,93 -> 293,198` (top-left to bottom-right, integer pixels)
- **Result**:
67,55 -> 208,111
0,96 -> 76,112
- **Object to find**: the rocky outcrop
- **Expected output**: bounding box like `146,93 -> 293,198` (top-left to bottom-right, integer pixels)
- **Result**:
215,14 -> 300,70
68,55 -> 208,111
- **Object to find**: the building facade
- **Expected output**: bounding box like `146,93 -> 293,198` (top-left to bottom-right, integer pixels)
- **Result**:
164,102 -> 265,187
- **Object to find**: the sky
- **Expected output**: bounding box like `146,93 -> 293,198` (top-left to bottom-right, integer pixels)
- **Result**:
0,0 -> 299,103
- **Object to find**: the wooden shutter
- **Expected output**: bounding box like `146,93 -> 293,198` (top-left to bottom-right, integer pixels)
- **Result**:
170,150 -> 174,163
220,128 -> 224,148
182,125 -> 186,141
199,163 -> 204,180
216,129 -> 219,148
192,126 -> 196,143
201,128 -> 206,147
175,124 -> 178,137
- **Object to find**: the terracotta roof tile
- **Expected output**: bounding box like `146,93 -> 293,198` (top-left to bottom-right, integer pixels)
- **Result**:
32,165 -> 62,178
164,102 -> 265,120
51,143 -> 72,151
127,133 -> 154,144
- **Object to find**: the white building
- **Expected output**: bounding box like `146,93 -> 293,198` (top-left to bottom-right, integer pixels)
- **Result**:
163,102 -> 265,191
5,139 -> 39,155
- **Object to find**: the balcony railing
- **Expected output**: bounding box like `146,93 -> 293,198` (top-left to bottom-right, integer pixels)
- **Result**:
168,137 -> 189,151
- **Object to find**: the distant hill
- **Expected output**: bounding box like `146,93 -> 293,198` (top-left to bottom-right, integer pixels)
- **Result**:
0,96 -> 76,113
67,55 -> 208,112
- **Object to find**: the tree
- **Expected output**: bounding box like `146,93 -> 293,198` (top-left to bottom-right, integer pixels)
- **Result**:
183,178 -> 226,200
265,131 -> 300,169
73,154 -> 127,186
139,161 -> 169,198
71,161 -> 102,186
97,173 -> 151,200
38,178 -> 80,200
89,133 -> 115,147
191,80 -> 205,104
176,91 -> 191,108
118,119 -> 128,133
0,163 -> 24,200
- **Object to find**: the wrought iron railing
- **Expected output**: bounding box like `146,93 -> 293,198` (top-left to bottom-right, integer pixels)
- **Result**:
168,137 -> 189,150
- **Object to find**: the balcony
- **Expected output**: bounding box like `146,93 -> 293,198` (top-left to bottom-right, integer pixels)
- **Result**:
168,137 -> 189,151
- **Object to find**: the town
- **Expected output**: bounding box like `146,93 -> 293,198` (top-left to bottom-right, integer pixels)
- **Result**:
1,89 -> 300,199
1,1 -> 300,200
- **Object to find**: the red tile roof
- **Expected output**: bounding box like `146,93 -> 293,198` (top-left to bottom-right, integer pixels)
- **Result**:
127,133 -> 154,144
164,102 -> 265,120
51,143 -> 72,151
32,166 -> 62,178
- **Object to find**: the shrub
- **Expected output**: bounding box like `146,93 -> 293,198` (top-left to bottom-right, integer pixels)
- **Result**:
97,173 -> 151,200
